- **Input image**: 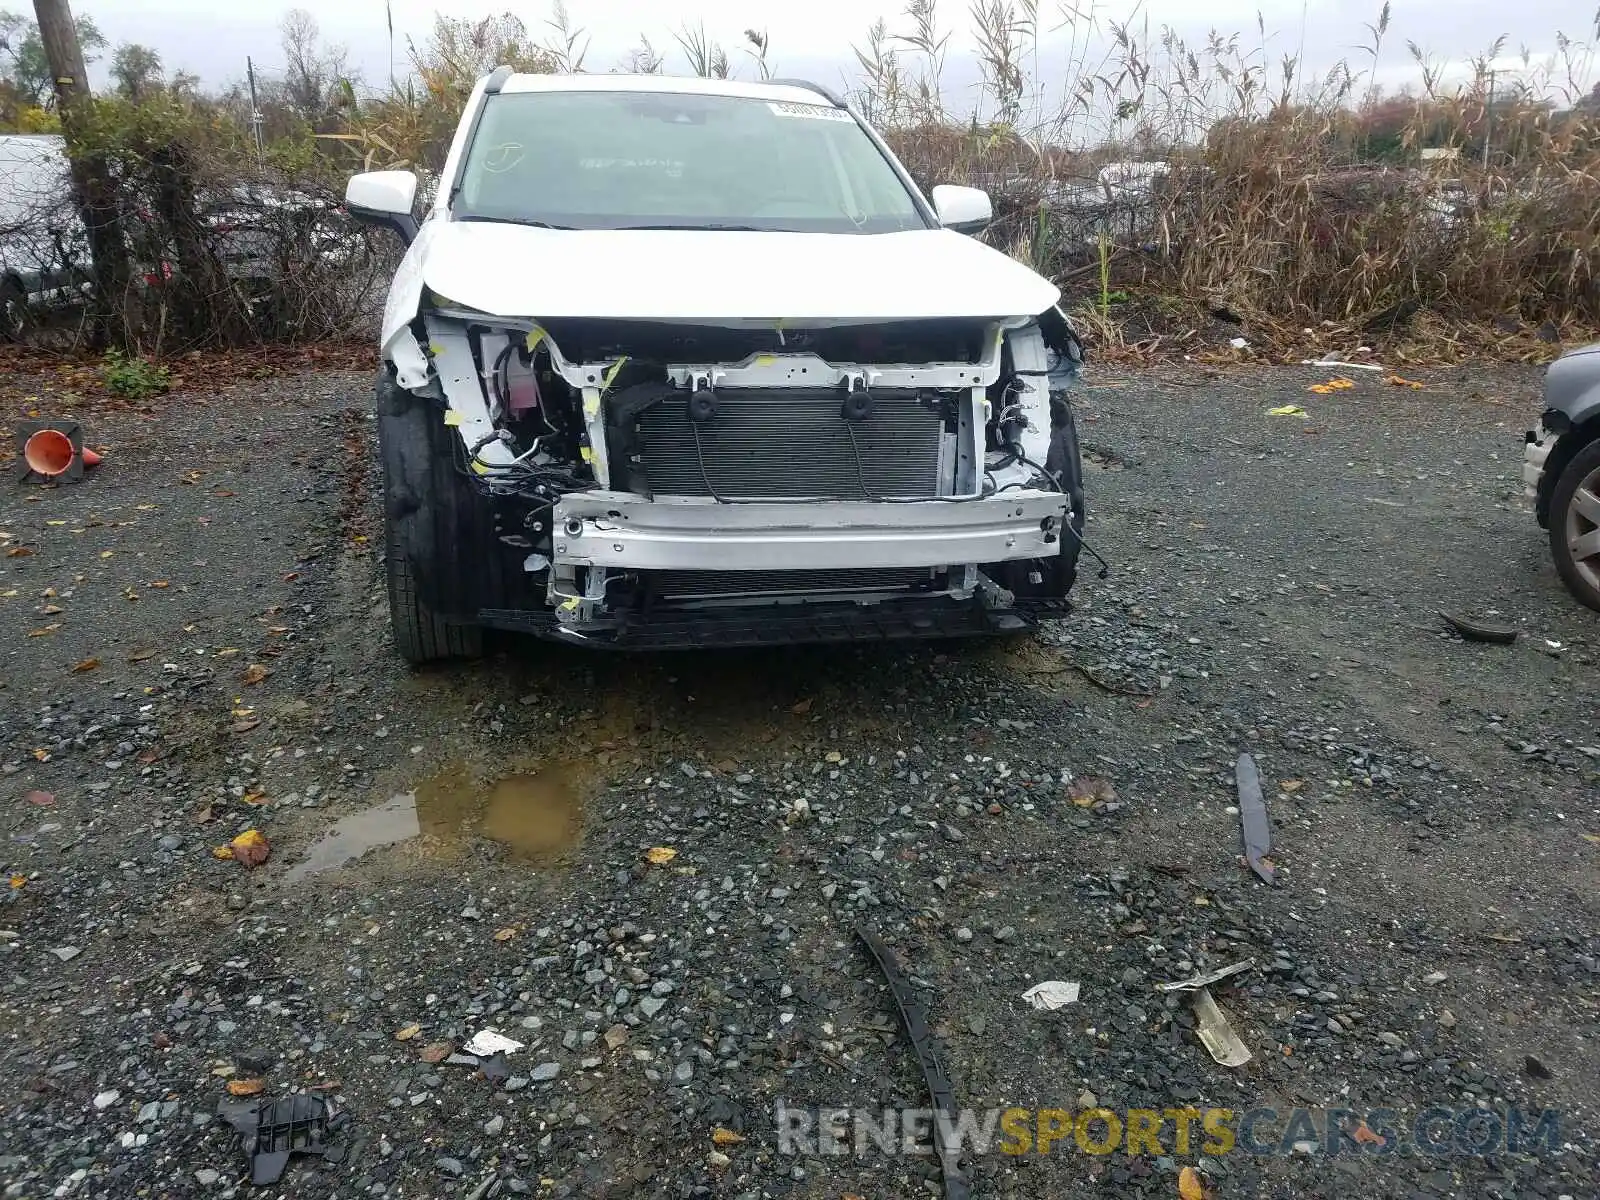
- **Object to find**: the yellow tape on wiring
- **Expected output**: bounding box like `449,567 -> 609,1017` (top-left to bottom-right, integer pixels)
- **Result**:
600,356 -> 628,392
525,327 -> 547,353
753,354 -> 778,366
443,410 -> 463,427
580,446 -> 594,463
582,395 -> 601,418
559,597 -> 580,611
470,460 -> 489,475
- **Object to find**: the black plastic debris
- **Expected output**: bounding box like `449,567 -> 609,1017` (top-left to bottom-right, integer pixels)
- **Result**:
218,1093 -> 345,1185
1236,753 -> 1276,884
856,927 -> 971,1200
476,1051 -> 510,1085
1440,611 -> 1519,644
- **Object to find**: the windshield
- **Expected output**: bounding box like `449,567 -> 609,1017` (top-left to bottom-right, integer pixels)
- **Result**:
453,90 -> 929,234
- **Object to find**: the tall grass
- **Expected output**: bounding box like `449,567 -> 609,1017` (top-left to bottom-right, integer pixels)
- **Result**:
854,1 -> 1600,340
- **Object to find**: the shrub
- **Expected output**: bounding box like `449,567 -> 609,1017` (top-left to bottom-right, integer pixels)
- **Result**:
101,349 -> 170,397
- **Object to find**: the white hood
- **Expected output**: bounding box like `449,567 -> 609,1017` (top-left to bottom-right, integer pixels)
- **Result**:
390,219 -> 1059,332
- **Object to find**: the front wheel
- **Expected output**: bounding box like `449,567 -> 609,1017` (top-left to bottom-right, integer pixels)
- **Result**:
377,370 -> 488,664
993,397 -> 1085,600
1549,436 -> 1600,613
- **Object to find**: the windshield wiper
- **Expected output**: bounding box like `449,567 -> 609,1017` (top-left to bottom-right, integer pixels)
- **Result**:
615,222 -> 771,232
456,215 -> 577,230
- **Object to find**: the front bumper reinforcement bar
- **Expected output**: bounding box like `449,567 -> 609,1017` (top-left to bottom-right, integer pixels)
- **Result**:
552,490 -> 1070,573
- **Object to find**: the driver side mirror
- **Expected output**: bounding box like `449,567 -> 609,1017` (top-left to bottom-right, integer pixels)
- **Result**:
346,170 -> 419,245
931,184 -> 992,233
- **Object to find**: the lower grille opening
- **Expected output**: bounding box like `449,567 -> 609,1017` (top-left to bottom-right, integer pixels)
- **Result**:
647,567 -> 940,602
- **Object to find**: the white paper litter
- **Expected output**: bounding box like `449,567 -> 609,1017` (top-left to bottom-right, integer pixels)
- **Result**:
1021,980 -> 1081,1010
1299,359 -> 1384,372
462,1029 -> 525,1057
1228,337 -> 1250,350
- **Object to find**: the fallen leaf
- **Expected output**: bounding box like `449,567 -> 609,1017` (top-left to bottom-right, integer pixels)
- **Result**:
282,571 -> 300,582
24,790 -> 54,806
1281,779 -> 1303,792
494,927 -> 517,942
9,874 -> 25,890
228,828 -> 270,868
27,625 -> 60,637
31,748 -> 50,761
70,658 -> 101,674
1384,374 -> 1425,389
99,550 -> 113,559
241,791 -> 267,806
226,1078 -> 265,1097
711,1127 -> 745,1147
241,663 -> 269,685
419,1041 -> 454,1063
1583,833 -> 1600,846
645,846 -> 678,865
127,648 -> 157,662
215,647 -> 239,658
1067,776 -> 1116,807
212,845 -> 234,860
789,697 -> 813,715
1178,1165 -> 1207,1200
150,580 -> 169,589
231,718 -> 260,733
41,604 -> 62,615
6,546 -> 34,557
394,1023 -> 421,1041
1352,1119 -> 1387,1147
194,804 -> 215,824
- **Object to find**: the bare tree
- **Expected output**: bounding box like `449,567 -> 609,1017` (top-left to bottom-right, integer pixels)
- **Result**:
280,8 -> 354,125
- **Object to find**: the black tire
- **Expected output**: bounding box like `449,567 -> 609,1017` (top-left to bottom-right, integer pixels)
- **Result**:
0,278 -> 29,343
1548,435 -> 1600,613
995,396 -> 1085,599
377,370 -> 489,663
1044,395 -> 1087,594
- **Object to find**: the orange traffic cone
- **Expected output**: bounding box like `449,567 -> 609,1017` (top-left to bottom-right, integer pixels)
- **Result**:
82,447 -> 102,467
23,429 -> 75,477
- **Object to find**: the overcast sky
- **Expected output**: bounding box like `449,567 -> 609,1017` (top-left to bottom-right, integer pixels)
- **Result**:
74,0 -> 1599,116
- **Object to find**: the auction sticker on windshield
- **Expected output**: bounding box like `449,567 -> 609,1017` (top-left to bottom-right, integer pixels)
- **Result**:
768,101 -> 854,121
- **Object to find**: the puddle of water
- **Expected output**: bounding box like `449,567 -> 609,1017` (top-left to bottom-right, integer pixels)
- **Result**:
284,763 -> 586,881
282,794 -> 420,883
477,766 -> 585,862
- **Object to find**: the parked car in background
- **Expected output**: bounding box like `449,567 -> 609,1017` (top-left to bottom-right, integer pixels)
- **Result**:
0,134 -> 89,340
1525,343 -> 1600,611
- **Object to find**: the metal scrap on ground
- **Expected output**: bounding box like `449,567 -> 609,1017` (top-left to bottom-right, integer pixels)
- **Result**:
1235,753 -> 1276,884
1156,959 -> 1256,993
1192,987 -> 1253,1067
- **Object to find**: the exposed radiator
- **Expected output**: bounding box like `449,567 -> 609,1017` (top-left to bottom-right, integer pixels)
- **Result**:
633,388 -> 948,500
650,567 -> 939,600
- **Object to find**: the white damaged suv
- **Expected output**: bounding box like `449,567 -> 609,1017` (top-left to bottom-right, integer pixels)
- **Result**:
347,70 -> 1087,660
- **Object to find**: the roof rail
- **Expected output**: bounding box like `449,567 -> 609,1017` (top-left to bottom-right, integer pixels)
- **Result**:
767,78 -> 849,108
484,65 -> 514,94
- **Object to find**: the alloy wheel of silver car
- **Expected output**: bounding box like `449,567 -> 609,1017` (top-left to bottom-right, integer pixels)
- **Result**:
1565,462 -> 1600,592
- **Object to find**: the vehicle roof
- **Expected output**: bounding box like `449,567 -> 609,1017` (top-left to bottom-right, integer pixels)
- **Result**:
497,73 -> 842,108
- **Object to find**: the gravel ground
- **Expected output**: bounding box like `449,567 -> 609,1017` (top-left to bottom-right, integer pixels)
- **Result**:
1,359 -> 1596,1200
